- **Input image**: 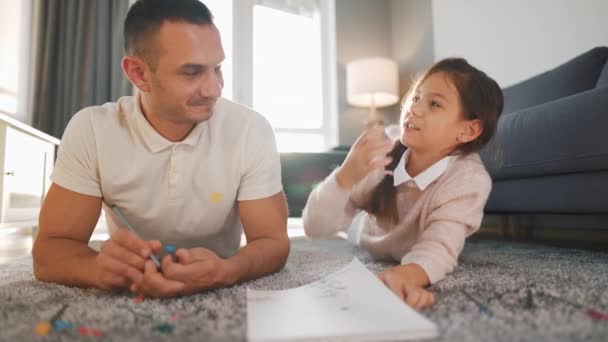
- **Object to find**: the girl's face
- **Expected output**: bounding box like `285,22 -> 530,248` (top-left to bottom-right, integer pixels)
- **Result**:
400,72 -> 478,156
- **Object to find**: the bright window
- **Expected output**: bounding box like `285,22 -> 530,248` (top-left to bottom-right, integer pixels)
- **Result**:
202,0 -> 233,100
252,5 -> 323,130
206,0 -> 337,152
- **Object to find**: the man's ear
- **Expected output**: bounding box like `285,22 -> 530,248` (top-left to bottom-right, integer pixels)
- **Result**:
458,119 -> 483,144
122,55 -> 152,93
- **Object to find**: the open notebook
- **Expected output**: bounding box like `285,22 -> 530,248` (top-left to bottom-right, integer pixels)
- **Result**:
247,258 -> 438,341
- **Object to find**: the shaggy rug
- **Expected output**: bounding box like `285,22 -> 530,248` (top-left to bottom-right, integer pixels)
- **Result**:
1,236 -> 607,341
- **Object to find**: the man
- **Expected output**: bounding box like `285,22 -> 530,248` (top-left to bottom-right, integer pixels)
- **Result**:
32,0 -> 289,297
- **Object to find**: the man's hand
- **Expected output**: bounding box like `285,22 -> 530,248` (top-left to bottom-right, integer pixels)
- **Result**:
131,247 -> 231,297
378,264 -> 436,310
95,229 -> 161,291
130,191 -> 290,298
130,260 -> 187,297
167,248 -> 233,292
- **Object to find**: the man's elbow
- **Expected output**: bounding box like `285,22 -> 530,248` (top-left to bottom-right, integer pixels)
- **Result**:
32,242 -> 52,282
33,261 -> 50,282
273,235 -> 290,271
32,236 -> 64,283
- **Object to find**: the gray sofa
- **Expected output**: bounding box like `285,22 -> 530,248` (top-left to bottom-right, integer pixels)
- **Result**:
282,47 -> 608,222
281,152 -> 346,217
480,47 -> 608,215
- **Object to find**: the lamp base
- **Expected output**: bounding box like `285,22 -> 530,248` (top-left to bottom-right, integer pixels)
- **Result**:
365,102 -> 384,128
365,118 -> 385,128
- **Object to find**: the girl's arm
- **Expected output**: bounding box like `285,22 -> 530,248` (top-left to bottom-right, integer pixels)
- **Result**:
378,164 -> 491,310
303,127 -> 393,238
401,172 -> 492,284
302,170 -> 359,238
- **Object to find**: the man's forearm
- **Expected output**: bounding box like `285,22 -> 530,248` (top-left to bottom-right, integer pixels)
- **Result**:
224,236 -> 290,285
33,237 -> 100,288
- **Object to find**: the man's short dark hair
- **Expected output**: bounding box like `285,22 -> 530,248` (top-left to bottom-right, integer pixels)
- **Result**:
123,0 -> 214,67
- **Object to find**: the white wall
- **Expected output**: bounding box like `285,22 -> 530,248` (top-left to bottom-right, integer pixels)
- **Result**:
432,0 -> 608,87
336,0 -> 394,145
390,0 -> 434,98
335,0 -> 437,145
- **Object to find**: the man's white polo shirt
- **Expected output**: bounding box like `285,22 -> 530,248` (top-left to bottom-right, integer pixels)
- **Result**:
51,95 -> 282,258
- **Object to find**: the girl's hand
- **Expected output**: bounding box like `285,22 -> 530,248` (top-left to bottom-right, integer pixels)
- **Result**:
336,126 -> 394,189
379,264 -> 436,310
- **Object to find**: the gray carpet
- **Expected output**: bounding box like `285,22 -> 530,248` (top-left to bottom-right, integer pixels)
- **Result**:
1,237 -> 607,341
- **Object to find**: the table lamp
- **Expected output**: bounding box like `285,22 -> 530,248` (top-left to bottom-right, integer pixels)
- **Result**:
346,57 -> 399,126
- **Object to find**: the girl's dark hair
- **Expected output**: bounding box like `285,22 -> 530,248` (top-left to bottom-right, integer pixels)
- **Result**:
362,58 -> 504,226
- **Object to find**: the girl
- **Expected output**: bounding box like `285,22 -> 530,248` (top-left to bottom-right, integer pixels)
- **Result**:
302,58 -> 503,310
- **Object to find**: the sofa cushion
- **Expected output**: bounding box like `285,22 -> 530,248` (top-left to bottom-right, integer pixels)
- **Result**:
281,152 -> 347,217
502,47 -> 608,114
485,172 -> 608,214
480,86 -> 608,180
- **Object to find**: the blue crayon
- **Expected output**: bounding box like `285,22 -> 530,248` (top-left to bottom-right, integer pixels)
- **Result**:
165,244 -> 175,254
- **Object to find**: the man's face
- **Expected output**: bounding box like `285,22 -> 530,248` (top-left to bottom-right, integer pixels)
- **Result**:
146,21 -> 225,125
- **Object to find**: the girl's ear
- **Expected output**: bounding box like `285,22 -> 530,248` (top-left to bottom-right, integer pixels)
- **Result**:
458,119 -> 483,143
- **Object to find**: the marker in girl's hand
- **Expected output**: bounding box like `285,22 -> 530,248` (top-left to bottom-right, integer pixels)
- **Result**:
384,124 -> 401,142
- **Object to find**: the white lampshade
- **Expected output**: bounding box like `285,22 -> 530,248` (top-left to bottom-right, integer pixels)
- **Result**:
346,57 -> 399,108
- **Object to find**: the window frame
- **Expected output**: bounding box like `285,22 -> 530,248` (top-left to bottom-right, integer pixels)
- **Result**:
232,0 -> 338,151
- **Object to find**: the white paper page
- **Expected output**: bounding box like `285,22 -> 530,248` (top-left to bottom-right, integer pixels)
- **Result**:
247,258 -> 438,342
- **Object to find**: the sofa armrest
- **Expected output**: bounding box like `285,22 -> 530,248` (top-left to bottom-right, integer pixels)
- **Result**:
481,85 -> 608,180
280,152 -> 347,217
502,47 -> 608,114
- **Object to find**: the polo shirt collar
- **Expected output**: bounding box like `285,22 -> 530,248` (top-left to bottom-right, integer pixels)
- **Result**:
133,94 -> 205,153
393,149 -> 453,190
